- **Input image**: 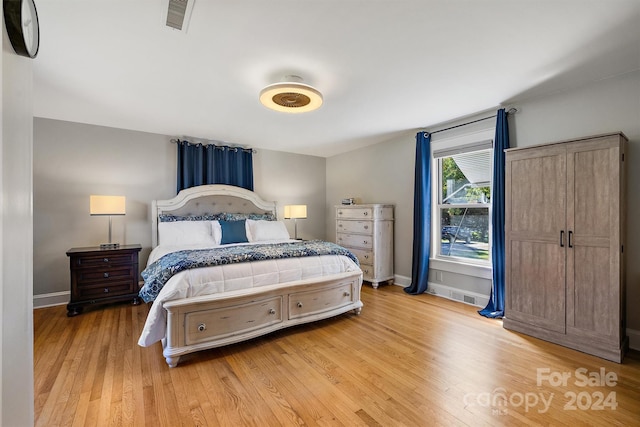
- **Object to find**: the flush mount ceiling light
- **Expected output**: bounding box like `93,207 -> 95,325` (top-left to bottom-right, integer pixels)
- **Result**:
259,75 -> 323,113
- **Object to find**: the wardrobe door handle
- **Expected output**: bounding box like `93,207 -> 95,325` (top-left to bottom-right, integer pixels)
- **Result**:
568,231 -> 573,248
560,230 -> 565,247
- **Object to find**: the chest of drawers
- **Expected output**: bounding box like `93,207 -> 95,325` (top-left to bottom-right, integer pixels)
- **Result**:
336,204 -> 394,288
66,244 -> 142,316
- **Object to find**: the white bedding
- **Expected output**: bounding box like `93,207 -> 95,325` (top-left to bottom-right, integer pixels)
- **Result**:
137,240 -> 360,347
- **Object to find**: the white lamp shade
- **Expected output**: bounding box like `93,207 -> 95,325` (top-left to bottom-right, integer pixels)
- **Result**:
90,195 -> 126,215
283,205 -> 307,219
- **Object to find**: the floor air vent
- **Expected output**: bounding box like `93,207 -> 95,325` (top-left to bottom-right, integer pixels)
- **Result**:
451,291 -> 476,305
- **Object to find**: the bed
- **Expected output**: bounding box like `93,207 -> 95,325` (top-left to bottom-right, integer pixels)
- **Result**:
137,184 -> 363,367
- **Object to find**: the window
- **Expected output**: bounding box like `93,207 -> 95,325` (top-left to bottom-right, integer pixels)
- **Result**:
434,141 -> 492,264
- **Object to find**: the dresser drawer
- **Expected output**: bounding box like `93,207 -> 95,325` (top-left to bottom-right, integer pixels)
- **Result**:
76,266 -> 136,285
348,247 -> 374,265
337,233 -> 373,249
337,207 -> 373,219
185,296 -> 283,345
76,280 -> 136,299
72,253 -> 135,269
289,282 -> 353,319
337,220 -> 373,235
360,265 -> 374,282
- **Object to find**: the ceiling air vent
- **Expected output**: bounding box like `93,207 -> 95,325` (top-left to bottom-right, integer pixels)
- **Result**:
162,0 -> 195,32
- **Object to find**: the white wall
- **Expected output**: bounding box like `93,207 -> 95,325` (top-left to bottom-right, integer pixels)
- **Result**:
326,132 -> 415,273
254,149 -> 326,241
33,118 -> 326,303
2,19 -> 34,427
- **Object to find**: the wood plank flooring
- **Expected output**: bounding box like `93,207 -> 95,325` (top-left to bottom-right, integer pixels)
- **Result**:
34,284 -> 640,426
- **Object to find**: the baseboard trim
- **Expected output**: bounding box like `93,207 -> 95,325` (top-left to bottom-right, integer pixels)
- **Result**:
393,274 -> 410,287
33,291 -> 69,309
391,274 -> 489,308
425,282 -> 489,308
627,328 -> 640,351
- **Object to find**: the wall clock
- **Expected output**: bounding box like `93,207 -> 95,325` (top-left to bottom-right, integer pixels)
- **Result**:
3,0 -> 40,58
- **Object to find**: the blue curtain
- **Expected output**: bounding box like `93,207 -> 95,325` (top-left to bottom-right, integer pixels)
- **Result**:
479,108 -> 510,318
177,140 -> 254,193
405,132 -> 431,295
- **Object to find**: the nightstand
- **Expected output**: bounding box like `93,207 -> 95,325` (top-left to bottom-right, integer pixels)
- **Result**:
66,244 -> 142,316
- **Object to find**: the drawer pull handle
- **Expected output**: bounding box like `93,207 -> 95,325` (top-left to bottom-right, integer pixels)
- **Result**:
197,323 -> 206,332
297,302 -> 303,308
364,255 -> 369,259
363,212 -> 368,216
343,292 -> 350,297
363,240 -> 368,244
103,272 -> 109,278
103,288 -> 109,293
269,308 -> 276,315
364,225 -> 369,229
338,224 -> 342,227
103,258 -> 109,263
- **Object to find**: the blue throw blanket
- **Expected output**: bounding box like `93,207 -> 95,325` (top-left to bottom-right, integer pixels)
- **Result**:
139,240 -> 359,303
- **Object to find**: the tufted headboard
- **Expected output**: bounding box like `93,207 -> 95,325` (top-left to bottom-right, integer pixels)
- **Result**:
151,184 -> 277,247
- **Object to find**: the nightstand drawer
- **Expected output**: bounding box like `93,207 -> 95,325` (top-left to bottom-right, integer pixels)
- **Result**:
72,253 -> 135,269
76,281 -> 136,299
337,220 -> 373,235
76,266 -> 136,284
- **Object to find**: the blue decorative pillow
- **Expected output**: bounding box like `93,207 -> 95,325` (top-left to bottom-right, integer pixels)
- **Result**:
219,220 -> 249,244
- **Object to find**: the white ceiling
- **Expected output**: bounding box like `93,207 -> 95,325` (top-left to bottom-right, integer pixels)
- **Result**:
33,0 -> 640,157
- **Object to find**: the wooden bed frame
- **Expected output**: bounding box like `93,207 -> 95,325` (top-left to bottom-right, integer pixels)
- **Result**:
150,184 -> 363,367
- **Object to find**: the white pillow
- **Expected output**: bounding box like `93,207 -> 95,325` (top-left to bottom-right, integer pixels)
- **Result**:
246,219 -> 290,242
211,220 -> 222,244
158,221 -> 217,246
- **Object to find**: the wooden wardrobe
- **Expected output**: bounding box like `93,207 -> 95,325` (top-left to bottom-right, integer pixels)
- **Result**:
503,132 -> 627,362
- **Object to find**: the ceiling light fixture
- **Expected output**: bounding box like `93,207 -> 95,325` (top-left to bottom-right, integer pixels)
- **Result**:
259,75 -> 323,113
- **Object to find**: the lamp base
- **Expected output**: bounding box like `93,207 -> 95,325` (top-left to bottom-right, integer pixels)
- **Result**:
100,243 -> 120,249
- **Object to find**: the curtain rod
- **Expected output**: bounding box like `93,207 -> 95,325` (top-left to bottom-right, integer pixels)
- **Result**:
426,107 -> 517,136
170,138 -> 256,153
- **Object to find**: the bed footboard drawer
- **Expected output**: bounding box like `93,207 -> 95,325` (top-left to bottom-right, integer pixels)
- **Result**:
184,296 -> 283,345
289,282 -> 354,319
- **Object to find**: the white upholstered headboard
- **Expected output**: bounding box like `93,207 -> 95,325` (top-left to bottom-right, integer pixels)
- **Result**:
151,184 -> 278,248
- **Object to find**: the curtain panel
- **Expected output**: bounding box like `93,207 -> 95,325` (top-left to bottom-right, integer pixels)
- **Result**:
479,108 -> 509,318
405,131 -> 432,295
176,140 -> 254,193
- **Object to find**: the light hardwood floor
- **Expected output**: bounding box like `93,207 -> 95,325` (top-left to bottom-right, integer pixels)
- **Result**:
35,284 -> 640,426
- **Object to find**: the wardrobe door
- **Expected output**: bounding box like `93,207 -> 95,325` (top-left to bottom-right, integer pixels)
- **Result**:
565,135 -> 623,345
505,145 -> 567,333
